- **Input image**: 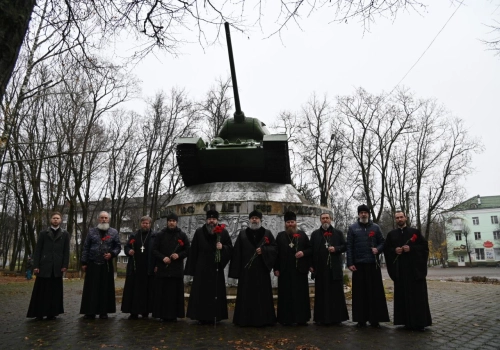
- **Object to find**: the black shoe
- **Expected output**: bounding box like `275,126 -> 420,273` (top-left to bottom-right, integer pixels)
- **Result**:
356,322 -> 367,328
128,314 -> 139,320
99,314 -> 108,319
83,314 -> 95,320
141,313 -> 149,318
46,316 -> 57,320
370,322 -> 380,328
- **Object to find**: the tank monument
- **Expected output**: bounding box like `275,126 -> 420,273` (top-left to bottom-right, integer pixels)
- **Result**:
158,23 -> 330,250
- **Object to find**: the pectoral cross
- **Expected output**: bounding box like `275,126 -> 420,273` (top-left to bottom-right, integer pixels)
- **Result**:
141,246 -> 145,253
289,243 -> 294,248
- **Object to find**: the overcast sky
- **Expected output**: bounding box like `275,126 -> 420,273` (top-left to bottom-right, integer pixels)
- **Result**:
118,1 -> 500,200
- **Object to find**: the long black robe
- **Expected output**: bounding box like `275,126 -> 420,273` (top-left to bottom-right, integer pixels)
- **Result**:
310,226 -> 349,324
185,225 -> 233,322
274,230 -> 311,325
121,230 -> 156,316
152,227 -> 190,320
228,227 -> 277,326
385,226 -> 432,329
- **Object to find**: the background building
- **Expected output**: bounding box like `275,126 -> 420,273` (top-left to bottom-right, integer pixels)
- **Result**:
444,195 -> 500,267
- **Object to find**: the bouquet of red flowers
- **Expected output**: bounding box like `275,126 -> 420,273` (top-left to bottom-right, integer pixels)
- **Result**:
293,233 -> 301,267
101,235 -> 111,272
167,239 -> 184,269
324,231 -> 333,267
129,238 -> 136,271
245,236 -> 270,269
213,224 -> 226,263
368,231 -> 380,269
393,233 -> 418,263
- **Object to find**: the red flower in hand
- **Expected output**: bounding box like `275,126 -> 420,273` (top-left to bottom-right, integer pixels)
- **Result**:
129,239 -> 135,245
324,231 -> 332,237
410,233 -> 418,243
213,224 -> 226,234
293,233 -> 301,239
178,239 -> 184,246
264,236 -> 270,244
368,231 -> 375,238
102,235 -> 111,241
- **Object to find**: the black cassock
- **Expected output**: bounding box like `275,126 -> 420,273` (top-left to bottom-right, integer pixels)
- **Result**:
385,226 -> 432,329
121,230 -> 156,316
185,225 -> 233,322
274,230 -> 311,325
228,227 -> 277,326
152,227 -> 190,320
310,226 -> 349,324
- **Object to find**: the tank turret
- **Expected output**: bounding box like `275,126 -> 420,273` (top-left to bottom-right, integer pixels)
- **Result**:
176,22 -> 291,187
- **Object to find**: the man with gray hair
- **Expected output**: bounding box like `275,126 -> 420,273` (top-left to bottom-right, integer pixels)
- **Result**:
80,211 -> 121,319
122,216 -> 157,319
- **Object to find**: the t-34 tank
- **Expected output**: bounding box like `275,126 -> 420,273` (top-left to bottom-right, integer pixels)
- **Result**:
176,22 -> 291,187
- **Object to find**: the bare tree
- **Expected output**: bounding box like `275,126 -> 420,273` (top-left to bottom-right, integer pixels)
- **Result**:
141,88 -> 200,219
199,76 -> 232,140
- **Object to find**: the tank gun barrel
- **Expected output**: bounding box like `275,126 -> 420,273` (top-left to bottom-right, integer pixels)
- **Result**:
224,22 -> 245,123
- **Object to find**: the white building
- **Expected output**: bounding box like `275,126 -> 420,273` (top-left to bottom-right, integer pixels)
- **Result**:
444,195 -> 500,267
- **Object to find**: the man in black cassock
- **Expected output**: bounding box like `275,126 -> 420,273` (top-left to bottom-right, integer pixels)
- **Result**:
121,216 -> 157,319
385,211 -> 432,331
80,211 -> 121,319
185,210 -> 233,324
229,210 -> 277,327
27,212 -> 70,320
274,211 -> 312,326
310,212 -> 349,326
152,213 -> 190,321
346,204 -> 389,328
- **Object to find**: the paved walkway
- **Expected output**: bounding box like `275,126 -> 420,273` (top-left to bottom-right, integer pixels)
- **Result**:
1,271 -> 499,349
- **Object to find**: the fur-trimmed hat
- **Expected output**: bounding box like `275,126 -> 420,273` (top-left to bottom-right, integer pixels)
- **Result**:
166,213 -> 178,221
284,211 -> 297,222
357,204 -> 370,214
248,210 -> 263,220
206,210 -> 219,219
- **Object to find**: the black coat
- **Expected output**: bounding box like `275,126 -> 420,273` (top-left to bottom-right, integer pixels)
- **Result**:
33,228 -> 70,278
153,227 -> 190,278
274,230 -> 311,274
124,230 -> 157,276
346,220 -> 384,266
311,226 -> 346,280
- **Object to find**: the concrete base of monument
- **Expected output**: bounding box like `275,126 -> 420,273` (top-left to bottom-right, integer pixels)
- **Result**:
156,181 -> 331,241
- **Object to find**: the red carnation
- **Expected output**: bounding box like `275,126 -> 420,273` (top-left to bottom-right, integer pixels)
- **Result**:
368,231 -> 375,238
102,235 -> 111,241
178,239 -> 184,246
213,224 -> 226,234
129,239 -> 135,245
293,233 -> 301,239
410,233 -> 418,243
324,231 -> 332,237
264,236 -> 270,244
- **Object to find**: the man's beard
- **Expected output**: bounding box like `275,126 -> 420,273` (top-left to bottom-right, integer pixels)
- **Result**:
249,222 -> 261,230
286,225 -> 297,234
321,223 -> 330,230
206,223 -> 216,233
97,223 -> 110,231
359,217 -> 369,224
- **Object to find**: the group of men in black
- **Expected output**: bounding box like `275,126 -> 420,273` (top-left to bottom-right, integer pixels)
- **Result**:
26,205 -> 432,332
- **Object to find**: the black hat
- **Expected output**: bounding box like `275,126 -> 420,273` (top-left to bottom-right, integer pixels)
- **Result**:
357,204 -> 370,214
248,210 -> 263,220
206,210 -> 219,219
166,213 -> 178,221
284,211 -> 296,222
